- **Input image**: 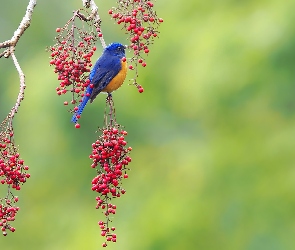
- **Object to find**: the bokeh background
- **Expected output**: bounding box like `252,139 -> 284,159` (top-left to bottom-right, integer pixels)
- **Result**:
1,0 -> 295,249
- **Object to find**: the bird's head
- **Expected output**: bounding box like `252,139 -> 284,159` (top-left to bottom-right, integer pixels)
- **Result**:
105,43 -> 126,58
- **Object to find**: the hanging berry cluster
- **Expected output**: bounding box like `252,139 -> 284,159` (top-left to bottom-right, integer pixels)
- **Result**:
89,95 -> 132,247
109,0 -> 163,91
0,118 -> 30,236
47,10 -> 99,109
0,196 -> 19,236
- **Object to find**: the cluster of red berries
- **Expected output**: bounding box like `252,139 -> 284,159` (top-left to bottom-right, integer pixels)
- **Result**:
0,128 -> 29,236
48,12 -> 99,107
0,197 -> 19,236
89,126 -> 132,247
0,133 -> 30,190
109,0 -> 163,91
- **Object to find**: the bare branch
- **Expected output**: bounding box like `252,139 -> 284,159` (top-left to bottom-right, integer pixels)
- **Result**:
0,0 -> 37,118
82,0 -> 106,48
9,49 -> 26,121
0,0 -> 37,56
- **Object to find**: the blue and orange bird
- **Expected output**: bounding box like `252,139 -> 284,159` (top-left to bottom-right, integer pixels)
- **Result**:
71,43 -> 127,123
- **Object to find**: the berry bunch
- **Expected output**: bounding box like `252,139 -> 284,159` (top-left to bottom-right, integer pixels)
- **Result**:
89,125 -> 132,247
0,197 -> 19,236
0,134 -> 30,190
0,119 -> 30,236
48,10 -> 99,107
109,0 -> 163,91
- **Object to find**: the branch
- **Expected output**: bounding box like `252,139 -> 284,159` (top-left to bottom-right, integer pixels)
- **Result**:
0,0 -> 37,58
0,0 -> 37,119
9,50 -> 26,121
82,0 -> 106,48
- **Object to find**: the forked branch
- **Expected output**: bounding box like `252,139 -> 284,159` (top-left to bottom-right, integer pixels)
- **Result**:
0,0 -> 37,58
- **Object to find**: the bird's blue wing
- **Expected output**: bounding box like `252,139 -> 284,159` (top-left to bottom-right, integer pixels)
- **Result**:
89,55 -> 122,102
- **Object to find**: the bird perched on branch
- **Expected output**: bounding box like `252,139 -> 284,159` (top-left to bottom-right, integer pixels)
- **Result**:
71,43 -> 127,123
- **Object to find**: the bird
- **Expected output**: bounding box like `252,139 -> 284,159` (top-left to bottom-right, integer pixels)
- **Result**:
71,42 -> 127,123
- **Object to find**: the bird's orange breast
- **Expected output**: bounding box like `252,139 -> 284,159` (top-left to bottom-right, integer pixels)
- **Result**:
102,60 -> 127,93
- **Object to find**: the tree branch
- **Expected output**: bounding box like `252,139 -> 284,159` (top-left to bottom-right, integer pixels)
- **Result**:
0,0 -> 37,58
9,49 -> 26,121
0,0 -> 37,120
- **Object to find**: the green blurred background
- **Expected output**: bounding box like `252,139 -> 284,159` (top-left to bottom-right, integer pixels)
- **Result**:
1,0 -> 295,249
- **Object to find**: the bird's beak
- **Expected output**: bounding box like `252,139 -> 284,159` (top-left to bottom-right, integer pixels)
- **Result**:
124,45 -> 129,49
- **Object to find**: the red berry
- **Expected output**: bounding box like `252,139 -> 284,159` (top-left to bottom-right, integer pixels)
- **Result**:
138,87 -> 144,93
56,28 -> 61,32
147,1 -> 154,7
75,124 -> 80,129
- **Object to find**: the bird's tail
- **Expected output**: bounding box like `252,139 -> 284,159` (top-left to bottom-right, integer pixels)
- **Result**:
71,86 -> 92,123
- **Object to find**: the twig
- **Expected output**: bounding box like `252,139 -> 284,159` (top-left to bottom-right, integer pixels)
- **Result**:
82,0 -> 106,48
9,50 -> 26,122
0,0 -> 37,58
0,0 -> 37,122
